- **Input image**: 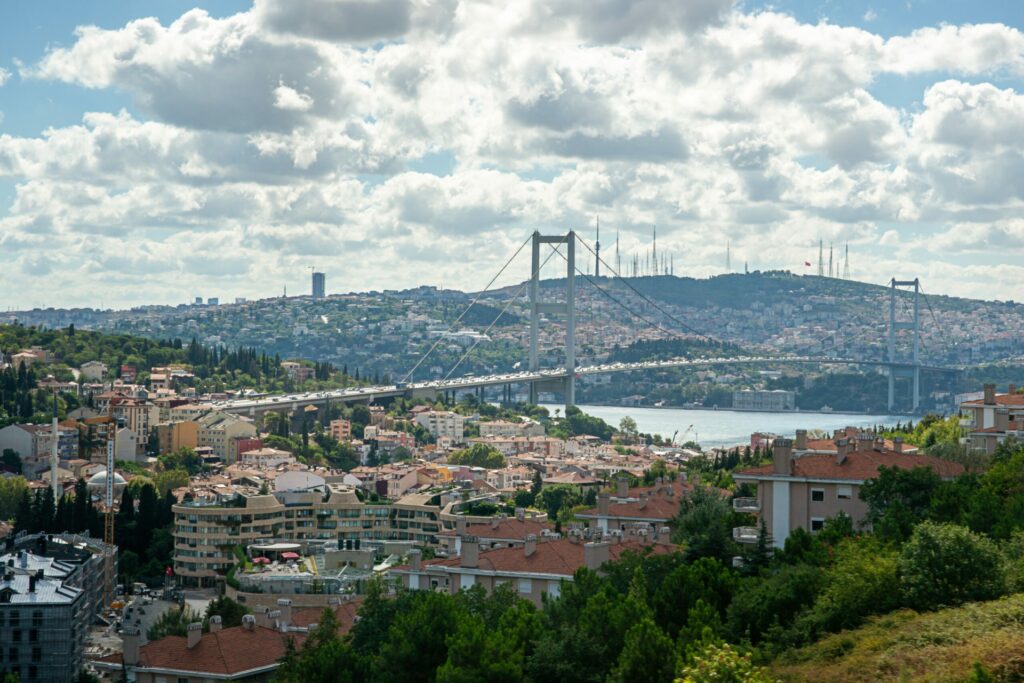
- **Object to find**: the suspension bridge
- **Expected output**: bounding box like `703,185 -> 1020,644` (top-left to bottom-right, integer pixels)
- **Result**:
215,231 -> 953,418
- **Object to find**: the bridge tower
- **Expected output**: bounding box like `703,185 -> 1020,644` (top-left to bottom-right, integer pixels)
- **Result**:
887,278 -> 921,412
529,231 -> 577,407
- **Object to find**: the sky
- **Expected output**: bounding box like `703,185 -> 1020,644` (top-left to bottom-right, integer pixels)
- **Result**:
1,0 -> 1023,309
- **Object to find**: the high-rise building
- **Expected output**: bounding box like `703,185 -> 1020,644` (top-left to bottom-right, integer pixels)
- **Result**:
312,271 -> 326,299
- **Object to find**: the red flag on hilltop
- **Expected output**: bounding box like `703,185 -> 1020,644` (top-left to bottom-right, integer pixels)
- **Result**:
804,261 -> 812,267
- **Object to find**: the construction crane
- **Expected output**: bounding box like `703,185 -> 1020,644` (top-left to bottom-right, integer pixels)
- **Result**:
677,424 -> 695,446
102,397 -> 118,608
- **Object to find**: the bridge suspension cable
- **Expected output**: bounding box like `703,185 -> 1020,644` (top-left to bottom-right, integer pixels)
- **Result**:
401,233 -> 533,383
547,241 -> 702,344
442,239 -> 562,381
573,233 -> 714,341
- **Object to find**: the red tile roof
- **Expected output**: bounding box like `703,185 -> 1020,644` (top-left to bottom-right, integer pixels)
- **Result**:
735,450 -> 964,481
962,394 -> 1024,406
292,598 -> 363,633
97,626 -> 299,676
804,438 -> 917,454
439,518 -> 554,540
416,537 -> 672,576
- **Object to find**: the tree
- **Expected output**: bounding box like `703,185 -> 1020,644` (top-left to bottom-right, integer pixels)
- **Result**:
204,596 -> 249,629
1,448 -> 21,474
608,616 -> 676,683
147,606 -> 201,641
448,443 -> 506,469
537,485 -> 582,523
672,485 -> 736,564
0,475 -> 28,521
726,564 -> 823,644
860,466 -> 943,542
898,521 -> 1006,611
618,416 -> 638,444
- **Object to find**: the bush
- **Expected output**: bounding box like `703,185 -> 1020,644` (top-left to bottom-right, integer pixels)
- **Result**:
898,522 -> 1006,611
678,642 -> 778,683
793,538 -> 900,639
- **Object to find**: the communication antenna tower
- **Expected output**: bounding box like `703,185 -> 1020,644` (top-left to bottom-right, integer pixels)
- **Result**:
843,243 -> 850,279
828,243 -> 833,278
726,240 -> 731,272
817,240 -> 824,277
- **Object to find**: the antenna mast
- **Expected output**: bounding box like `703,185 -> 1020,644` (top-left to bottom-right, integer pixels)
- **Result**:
594,217 -> 601,278
726,240 -> 731,272
817,240 -> 824,277
843,243 -> 850,279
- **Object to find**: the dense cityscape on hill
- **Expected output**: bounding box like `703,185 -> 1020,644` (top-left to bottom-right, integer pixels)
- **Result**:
6,271 -> 1024,412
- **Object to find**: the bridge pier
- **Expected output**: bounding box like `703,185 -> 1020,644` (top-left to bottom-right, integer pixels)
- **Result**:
528,231 -> 576,409
888,278 -> 922,413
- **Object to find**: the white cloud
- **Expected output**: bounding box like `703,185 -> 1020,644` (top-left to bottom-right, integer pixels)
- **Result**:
0,67 -> 10,86
1,3 -> 1024,306
273,84 -> 315,112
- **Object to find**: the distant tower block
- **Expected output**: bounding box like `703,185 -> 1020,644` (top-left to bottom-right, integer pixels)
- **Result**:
312,272 -> 326,299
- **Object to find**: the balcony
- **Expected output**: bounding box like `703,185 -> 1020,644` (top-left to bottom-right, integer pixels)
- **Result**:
959,418 -> 975,428
733,526 -> 759,544
732,497 -> 760,513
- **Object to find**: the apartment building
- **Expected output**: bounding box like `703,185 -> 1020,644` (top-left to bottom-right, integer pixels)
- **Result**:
0,423 -> 79,479
733,437 -> 964,548
960,383 -> 1024,454
576,478 -> 690,534
478,420 -> 545,438
172,484 -> 448,587
0,568 -> 88,683
153,420 -> 200,455
197,411 -> 258,463
437,511 -> 554,556
329,418 -> 352,441
732,389 -> 796,411
3,533 -> 118,631
394,529 -> 673,607
415,410 -> 466,443
96,598 -> 361,682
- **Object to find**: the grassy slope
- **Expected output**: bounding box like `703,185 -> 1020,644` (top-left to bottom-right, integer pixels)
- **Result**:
770,594 -> 1024,682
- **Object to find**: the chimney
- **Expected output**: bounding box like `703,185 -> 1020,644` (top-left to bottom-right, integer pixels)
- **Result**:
584,541 -> 610,572
524,533 -> 537,557
772,438 -> 793,475
186,622 -> 203,649
253,605 -> 271,629
277,598 -> 292,626
795,429 -> 807,450
491,517 -> 500,529
209,615 -> 223,633
29,573 -> 37,593
460,536 -> 479,569
984,383 -> 996,405
268,609 -> 282,628
456,516 -> 467,535
514,507 -> 525,521
836,439 -> 850,465
409,548 -> 422,571
616,477 -> 628,497
856,433 -> 872,452
1010,384 -> 1017,395
893,437 -> 904,454
241,614 -> 256,631
597,492 -> 610,515
658,526 -> 671,545
121,628 -> 142,666
637,495 -> 648,510
996,407 -> 1010,432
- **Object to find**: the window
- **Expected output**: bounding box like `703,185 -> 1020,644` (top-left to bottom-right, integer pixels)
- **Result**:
518,578 -> 532,594
811,489 -> 825,502
810,518 -> 825,532
837,485 -> 852,500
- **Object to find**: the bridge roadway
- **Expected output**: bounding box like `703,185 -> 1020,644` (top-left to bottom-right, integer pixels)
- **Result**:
211,355 -> 952,416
